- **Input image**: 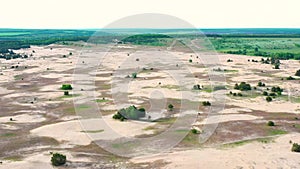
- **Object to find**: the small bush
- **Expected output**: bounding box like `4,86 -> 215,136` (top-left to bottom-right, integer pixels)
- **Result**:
189,59 -> 192,63
267,121 -> 275,126
266,96 -> 273,102
295,69 -> 300,77
193,84 -> 201,90
291,143 -> 300,152
191,128 -> 200,134
168,104 -> 174,111
51,153 -> 66,166
287,76 -> 295,80
263,91 -> 268,96
202,101 -> 211,106
132,72 -> 137,78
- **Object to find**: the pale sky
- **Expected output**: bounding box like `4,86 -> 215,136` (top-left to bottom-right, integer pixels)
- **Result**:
1,0 -> 300,29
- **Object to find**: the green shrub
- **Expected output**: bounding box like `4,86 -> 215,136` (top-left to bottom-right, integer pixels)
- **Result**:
61,84 -> 72,90
266,96 -> 273,102
291,143 -> 300,152
191,128 -> 200,134
263,91 -> 268,96
113,105 -> 146,121
168,104 -> 174,111
51,153 -> 66,166
202,101 -> 211,106
193,84 -> 201,90
132,72 -> 137,78
295,69 -> 300,77
287,76 -> 295,80
234,82 -> 251,91
267,121 -> 275,126
189,59 -> 192,63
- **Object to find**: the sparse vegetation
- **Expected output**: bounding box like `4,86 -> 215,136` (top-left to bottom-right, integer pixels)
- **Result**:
113,105 -> 146,121
234,82 -> 251,91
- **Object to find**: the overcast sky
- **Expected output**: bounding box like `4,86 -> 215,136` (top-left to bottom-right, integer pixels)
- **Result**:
1,0 -> 299,29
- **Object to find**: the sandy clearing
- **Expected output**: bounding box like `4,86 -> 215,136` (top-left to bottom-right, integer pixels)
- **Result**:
0,151 -> 90,169
131,133 -> 300,169
193,114 -> 262,125
30,116 -> 156,146
0,114 -> 46,123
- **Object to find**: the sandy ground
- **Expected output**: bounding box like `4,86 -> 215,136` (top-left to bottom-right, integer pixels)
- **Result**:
30,115 -> 156,147
1,44 -> 300,168
131,133 -> 300,169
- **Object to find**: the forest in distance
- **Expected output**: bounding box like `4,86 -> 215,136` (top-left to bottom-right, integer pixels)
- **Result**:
1,28 -> 300,60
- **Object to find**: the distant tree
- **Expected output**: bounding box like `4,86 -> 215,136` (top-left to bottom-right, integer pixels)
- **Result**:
51,153 -> 66,166
168,104 -> 174,111
274,64 -> 280,69
189,59 -> 193,63
64,91 -> 69,96
69,52 -> 72,55
61,84 -> 72,90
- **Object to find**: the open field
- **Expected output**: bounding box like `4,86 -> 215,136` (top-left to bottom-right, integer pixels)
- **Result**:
0,29 -> 300,168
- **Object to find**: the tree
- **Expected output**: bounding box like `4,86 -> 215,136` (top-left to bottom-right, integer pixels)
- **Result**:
193,84 -> 201,90
274,64 -> 280,69
295,69 -> 300,77
168,104 -> 174,111
291,143 -> 300,152
189,59 -> 193,63
266,96 -> 272,102
61,84 -> 72,90
51,153 -> 66,166
64,91 -> 69,96
267,121 -> 275,126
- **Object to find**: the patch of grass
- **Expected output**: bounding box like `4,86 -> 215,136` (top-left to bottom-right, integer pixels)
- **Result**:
4,155 -> 23,161
1,133 -> 17,137
95,99 -> 111,103
143,126 -> 157,131
268,129 -> 288,136
202,87 -> 213,93
76,105 -> 91,110
153,117 -> 176,125
161,85 -> 180,90
81,130 -> 104,133
223,137 -> 274,148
